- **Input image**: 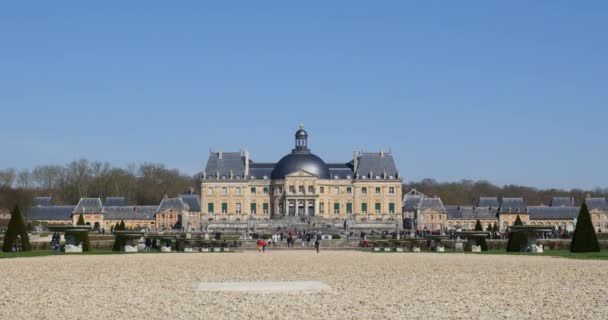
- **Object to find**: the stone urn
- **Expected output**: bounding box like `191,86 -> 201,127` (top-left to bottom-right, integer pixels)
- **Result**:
160,246 -> 171,252
471,245 -> 481,253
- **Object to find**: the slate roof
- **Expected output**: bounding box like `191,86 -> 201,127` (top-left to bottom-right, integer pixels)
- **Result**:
445,205 -> 497,220
585,198 -> 608,210
499,197 -> 527,213
203,150 -> 401,181
356,152 -> 399,179
418,197 -> 447,213
445,205 -> 462,219
157,198 -> 188,213
204,152 -> 246,179
103,206 -> 157,220
328,163 -> 354,179
104,197 -> 126,207
32,197 -> 53,206
550,197 -> 573,207
528,206 -> 579,220
179,194 -> 201,212
478,197 -> 499,208
26,206 -> 74,221
402,189 -> 425,211
74,198 -> 103,214
249,163 -> 274,179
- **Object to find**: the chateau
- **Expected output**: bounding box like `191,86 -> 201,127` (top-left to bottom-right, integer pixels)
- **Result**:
200,125 -> 403,223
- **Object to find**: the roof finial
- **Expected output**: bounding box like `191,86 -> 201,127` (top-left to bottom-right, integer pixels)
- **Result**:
300,122 -> 304,129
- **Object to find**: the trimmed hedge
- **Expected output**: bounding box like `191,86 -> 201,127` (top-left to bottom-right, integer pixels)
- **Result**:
571,203 -> 600,252
2,206 -> 31,252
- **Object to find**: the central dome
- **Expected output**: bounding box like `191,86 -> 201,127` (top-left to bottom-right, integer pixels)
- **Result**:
270,125 -> 330,180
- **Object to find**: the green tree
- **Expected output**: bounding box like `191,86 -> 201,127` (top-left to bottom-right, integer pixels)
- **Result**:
119,220 -> 126,230
474,219 -> 488,251
571,203 -> 600,252
76,213 -> 85,225
2,206 -> 32,252
114,222 -> 120,231
507,215 -> 527,252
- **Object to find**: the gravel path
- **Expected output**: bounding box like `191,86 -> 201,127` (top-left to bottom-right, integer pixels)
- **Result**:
1,252 -> 607,319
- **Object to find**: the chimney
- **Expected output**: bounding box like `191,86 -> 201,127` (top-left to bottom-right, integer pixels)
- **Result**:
353,151 -> 358,176
571,196 -> 575,206
380,148 -> 384,157
244,149 -> 250,178
218,150 -> 223,160
163,194 -> 168,200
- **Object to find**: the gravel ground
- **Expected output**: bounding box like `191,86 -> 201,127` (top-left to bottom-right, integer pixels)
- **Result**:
1,251 -> 607,319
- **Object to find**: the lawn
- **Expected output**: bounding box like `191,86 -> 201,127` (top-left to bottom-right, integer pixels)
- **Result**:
0,250 -> 125,259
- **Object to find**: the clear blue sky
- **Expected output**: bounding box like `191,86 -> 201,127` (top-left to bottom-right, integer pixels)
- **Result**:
1,1 -> 607,189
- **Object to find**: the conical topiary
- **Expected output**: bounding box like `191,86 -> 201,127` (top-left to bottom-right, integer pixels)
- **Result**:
2,206 -> 32,252
474,219 -> 488,251
571,203 -> 600,252
119,220 -> 126,230
507,215 -> 527,252
76,213 -> 85,225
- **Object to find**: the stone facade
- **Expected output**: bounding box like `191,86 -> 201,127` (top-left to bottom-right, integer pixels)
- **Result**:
201,126 -> 402,225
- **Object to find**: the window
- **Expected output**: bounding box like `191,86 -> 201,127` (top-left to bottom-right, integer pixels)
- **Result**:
222,187 -> 228,195
375,202 -> 381,214
208,203 -> 214,214
319,202 -> 324,214
235,187 -> 241,195
375,187 -> 381,195
389,187 -> 395,195
298,186 -> 304,194
389,203 -> 395,214
250,187 -> 256,194
263,203 -> 269,215
308,186 -> 314,194
263,187 -> 269,195
278,187 -> 283,194
346,203 -> 352,214
362,187 -> 367,195
207,188 -> 213,196
236,203 -> 241,214
250,203 -> 256,214
333,187 -> 339,195
361,203 -> 368,214
289,186 -> 295,194
334,203 -> 340,214
320,187 -> 325,194
221,203 -> 228,214
346,187 -> 352,195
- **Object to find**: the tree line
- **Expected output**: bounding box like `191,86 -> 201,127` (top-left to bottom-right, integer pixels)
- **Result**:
0,159 -> 199,207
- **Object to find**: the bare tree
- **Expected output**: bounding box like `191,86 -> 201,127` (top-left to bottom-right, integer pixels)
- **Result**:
0,168 -> 16,188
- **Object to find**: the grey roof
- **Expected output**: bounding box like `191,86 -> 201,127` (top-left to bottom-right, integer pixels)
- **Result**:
179,194 -> 201,212
529,206 -> 579,220
204,152 -> 246,179
445,205 -> 462,219
445,205 -> 497,220
271,152 -> 330,179
249,163 -> 274,180
32,197 -> 53,206
499,197 -> 527,213
550,197 -> 573,207
104,197 -> 126,207
328,163 -> 354,179
26,206 -> 74,221
356,152 -> 399,179
478,197 -> 499,208
157,198 -> 188,213
103,206 -> 157,220
585,198 -> 608,210
402,189 -> 425,211
418,197 -> 447,214
74,198 -> 103,214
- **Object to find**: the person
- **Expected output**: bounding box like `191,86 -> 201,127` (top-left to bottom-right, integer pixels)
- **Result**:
262,239 -> 267,253
145,237 -> 152,252
257,239 -> 263,253
314,236 -> 320,253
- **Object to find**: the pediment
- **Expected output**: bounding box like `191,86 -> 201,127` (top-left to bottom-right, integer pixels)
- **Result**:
285,170 -> 317,178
